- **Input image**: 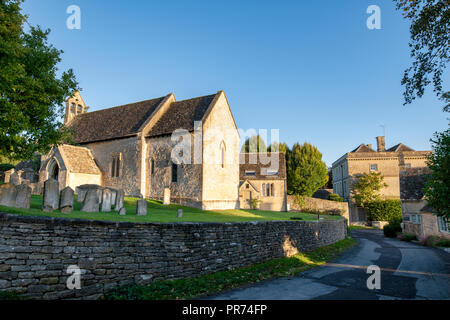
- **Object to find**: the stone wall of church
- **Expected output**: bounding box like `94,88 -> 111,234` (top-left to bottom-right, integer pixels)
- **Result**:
84,137 -> 141,196
146,135 -> 203,206
201,93 -> 240,210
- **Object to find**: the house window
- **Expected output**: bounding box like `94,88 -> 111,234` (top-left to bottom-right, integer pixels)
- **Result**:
438,217 -> 449,233
70,103 -> 76,113
271,183 -> 274,196
262,183 -> 266,196
77,105 -> 83,114
266,184 -> 270,197
370,164 -> 378,171
410,214 -> 422,224
245,170 -> 256,176
246,184 -> 249,189
171,163 -> 178,183
111,155 -> 121,178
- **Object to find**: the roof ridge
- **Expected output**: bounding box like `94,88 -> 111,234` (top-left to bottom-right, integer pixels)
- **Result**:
76,96 -> 167,116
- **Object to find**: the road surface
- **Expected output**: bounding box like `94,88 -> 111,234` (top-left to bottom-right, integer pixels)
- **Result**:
206,230 -> 450,300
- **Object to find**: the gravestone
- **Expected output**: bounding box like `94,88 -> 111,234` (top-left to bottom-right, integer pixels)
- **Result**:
0,183 -> 18,207
81,189 -> 100,213
60,187 -> 74,213
10,171 -> 21,186
76,184 -> 103,203
15,183 -> 31,209
115,189 -> 124,210
136,198 -> 147,216
118,207 -> 126,216
101,189 -> 112,212
42,179 -> 59,212
4,169 -> 14,184
108,189 -> 117,208
177,209 -> 183,218
163,188 -> 170,205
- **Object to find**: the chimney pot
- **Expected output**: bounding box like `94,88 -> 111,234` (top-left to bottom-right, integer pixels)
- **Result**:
376,136 -> 386,152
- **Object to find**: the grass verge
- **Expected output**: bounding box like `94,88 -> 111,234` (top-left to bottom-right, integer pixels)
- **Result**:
103,237 -> 356,300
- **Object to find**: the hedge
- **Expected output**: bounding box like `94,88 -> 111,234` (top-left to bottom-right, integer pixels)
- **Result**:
366,199 -> 402,222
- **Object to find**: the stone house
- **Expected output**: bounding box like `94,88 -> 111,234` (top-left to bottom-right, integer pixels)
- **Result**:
39,90 -> 241,210
332,136 -> 430,224
400,167 -> 449,239
238,153 -> 287,211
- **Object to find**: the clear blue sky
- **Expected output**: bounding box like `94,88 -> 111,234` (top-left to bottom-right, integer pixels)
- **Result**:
22,0 -> 448,166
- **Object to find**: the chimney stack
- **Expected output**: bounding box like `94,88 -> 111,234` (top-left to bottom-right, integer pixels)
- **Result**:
376,136 -> 385,152
367,144 -> 372,150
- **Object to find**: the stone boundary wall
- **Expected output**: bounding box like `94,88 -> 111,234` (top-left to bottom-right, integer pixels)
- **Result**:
0,213 -> 347,300
287,196 -> 349,222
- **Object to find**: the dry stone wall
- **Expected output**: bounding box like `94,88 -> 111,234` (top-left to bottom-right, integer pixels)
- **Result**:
0,213 -> 347,300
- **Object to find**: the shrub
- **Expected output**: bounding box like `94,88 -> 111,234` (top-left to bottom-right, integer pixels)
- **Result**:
250,198 -> 261,210
328,194 -> 344,202
383,221 -> 402,238
399,233 -> 417,242
0,163 -> 15,172
436,238 -> 450,248
0,291 -> 25,300
366,199 -> 402,222
421,236 -> 450,248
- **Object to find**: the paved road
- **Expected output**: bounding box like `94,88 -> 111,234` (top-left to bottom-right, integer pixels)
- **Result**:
207,230 -> 450,300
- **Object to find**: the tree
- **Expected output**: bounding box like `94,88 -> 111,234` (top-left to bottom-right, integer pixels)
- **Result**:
267,142 -> 289,154
241,135 -> 267,153
423,127 -> 450,219
286,143 -> 328,196
0,0 -> 78,161
394,0 -> 449,111
350,172 -> 388,208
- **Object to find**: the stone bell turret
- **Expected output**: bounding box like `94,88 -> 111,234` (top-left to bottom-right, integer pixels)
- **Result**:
65,91 -> 86,124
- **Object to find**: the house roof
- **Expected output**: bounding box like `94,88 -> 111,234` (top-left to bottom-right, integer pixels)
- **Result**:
146,94 -> 217,137
350,144 -> 376,153
239,153 -> 287,180
66,97 -> 166,144
386,143 -> 415,152
58,145 -> 101,175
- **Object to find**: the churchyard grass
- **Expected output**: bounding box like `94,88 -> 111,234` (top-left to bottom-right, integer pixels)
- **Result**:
103,237 -> 356,300
0,195 -> 342,223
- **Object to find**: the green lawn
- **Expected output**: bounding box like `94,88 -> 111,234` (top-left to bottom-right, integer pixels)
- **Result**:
0,195 -> 342,223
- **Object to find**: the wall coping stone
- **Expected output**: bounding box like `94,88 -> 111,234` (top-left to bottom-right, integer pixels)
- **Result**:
0,211 -> 343,228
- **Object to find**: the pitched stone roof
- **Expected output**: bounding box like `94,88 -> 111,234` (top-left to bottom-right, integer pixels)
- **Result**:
350,144 -> 376,153
146,94 -> 217,137
399,167 -> 431,200
386,143 -> 415,152
67,97 -> 166,144
239,153 -> 287,180
58,145 -> 101,175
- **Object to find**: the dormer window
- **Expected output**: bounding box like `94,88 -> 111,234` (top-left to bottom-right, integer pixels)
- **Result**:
70,103 -> 76,113
245,170 -> 256,176
266,170 -> 278,176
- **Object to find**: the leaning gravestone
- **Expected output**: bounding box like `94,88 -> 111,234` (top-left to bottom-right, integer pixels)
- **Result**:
101,189 -> 112,212
81,189 -> 100,212
15,183 -> 31,209
115,189 -> 124,210
106,188 -> 117,208
3,169 -> 14,184
118,207 -> 126,216
0,183 -> 18,207
163,188 -> 170,205
42,179 -> 59,212
60,187 -> 74,213
136,198 -> 147,216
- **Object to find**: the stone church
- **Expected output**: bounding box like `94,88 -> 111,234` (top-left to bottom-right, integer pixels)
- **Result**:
39,90 -> 241,210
